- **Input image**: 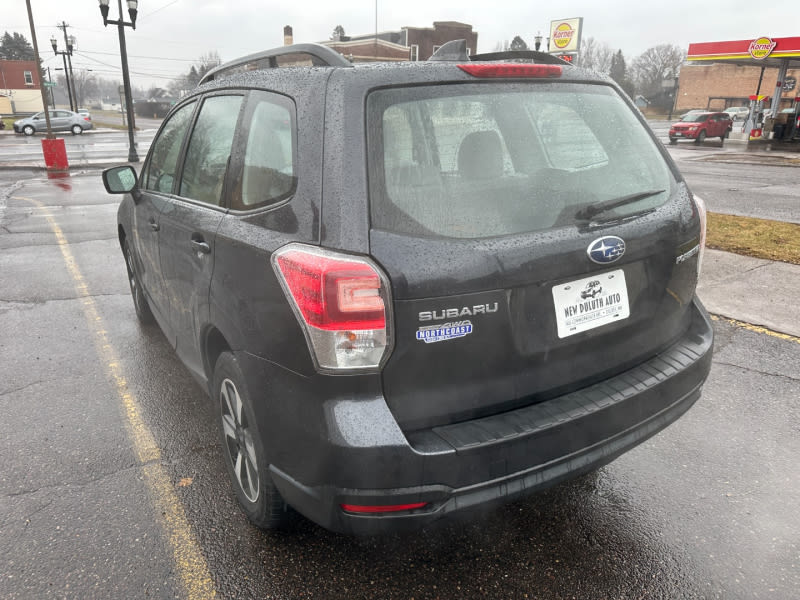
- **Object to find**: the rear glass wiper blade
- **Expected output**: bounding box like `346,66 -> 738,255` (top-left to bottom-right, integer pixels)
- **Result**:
574,189 -> 665,222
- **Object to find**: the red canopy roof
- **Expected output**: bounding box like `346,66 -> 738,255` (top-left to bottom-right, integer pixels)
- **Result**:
688,36 -> 800,63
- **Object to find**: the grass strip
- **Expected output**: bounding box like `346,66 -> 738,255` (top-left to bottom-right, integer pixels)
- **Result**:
707,212 -> 800,265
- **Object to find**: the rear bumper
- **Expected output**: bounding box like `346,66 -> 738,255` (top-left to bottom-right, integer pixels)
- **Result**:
250,298 -> 714,535
670,129 -> 699,139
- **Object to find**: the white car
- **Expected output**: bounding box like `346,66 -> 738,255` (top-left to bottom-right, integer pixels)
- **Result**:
724,106 -> 750,121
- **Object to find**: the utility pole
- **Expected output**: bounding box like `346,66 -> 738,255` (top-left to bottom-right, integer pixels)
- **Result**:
47,67 -> 55,108
57,22 -> 78,111
24,0 -> 53,137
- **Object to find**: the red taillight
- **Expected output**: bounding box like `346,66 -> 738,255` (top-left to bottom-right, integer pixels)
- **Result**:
458,63 -> 563,79
275,252 -> 385,331
341,502 -> 428,514
272,244 -> 392,372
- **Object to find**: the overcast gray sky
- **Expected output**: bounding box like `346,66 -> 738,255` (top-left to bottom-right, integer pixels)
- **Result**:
9,0 -> 799,90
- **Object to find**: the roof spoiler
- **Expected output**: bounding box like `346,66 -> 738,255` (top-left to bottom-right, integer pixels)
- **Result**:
429,39 -> 570,66
199,43 -> 353,85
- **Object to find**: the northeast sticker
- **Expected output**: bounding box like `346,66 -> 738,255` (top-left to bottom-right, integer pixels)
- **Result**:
416,320 -> 473,344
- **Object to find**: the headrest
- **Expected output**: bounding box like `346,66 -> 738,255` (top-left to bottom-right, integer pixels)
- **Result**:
457,130 -> 503,179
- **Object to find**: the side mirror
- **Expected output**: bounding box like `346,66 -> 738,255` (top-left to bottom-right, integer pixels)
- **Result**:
102,165 -> 139,197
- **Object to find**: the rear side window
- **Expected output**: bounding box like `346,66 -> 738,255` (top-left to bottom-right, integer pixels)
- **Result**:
230,91 -> 296,211
368,83 -> 674,239
143,101 -> 196,194
179,95 -> 243,206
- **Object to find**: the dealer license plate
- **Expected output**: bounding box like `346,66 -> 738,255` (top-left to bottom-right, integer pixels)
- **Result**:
552,270 -> 630,339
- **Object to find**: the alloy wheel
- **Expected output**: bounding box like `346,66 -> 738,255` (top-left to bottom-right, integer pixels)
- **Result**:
220,378 -> 260,503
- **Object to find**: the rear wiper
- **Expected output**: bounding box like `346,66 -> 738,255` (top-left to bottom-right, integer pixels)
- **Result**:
574,189 -> 665,222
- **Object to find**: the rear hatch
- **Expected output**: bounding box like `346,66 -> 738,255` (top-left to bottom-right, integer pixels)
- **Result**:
367,78 -> 703,431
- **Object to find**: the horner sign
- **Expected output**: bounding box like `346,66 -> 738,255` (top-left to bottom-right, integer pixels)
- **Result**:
749,37 -> 777,60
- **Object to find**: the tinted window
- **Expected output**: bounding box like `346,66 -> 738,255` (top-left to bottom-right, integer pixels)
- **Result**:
231,92 -> 296,210
179,95 -> 243,206
368,83 -> 674,239
143,101 -> 196,194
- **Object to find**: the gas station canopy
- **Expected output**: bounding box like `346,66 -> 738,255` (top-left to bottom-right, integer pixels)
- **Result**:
688,36 -> 800,68
687,36 -> 800,119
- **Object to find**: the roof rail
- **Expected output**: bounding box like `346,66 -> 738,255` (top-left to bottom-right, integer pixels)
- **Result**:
428,40 -> 570,66
199,43 -> 353,85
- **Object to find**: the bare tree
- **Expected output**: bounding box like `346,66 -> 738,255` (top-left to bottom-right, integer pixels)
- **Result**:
579,37 -> 614,74
196,51 -> 222,78
71,70 -> 98,108
630,44 -> 686,98
168,52 -> 222,98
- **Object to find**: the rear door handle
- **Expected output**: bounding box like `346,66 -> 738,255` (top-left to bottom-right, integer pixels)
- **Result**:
191,240 -> 211,254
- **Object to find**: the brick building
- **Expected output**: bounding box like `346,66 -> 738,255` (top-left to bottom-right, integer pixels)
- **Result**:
0,59 -> 44,114
304,21 -> 478,63
676,63 -> 799,112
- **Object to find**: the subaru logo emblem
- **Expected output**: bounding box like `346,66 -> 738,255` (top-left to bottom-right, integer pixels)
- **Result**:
587,236 -> 626,264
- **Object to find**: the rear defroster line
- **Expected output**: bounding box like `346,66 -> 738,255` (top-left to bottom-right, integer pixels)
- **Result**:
21,196 -> 217,600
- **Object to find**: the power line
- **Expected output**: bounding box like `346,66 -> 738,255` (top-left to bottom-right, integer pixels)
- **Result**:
138,0 -> 181,22
79,49 -> 198,62
73,51 -> 184,78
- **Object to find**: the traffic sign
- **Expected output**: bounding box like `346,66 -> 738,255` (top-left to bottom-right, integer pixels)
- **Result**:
43,81 -> 57,87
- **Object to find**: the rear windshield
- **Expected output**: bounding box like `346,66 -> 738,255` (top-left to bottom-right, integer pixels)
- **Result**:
367,83 -> 675,238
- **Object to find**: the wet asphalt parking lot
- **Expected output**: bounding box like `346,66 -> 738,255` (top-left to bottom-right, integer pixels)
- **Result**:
0,172 -> 798,599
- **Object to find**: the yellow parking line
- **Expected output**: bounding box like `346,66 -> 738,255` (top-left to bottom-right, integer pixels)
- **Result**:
22,197 -> 216,599
710,314 -> 800,344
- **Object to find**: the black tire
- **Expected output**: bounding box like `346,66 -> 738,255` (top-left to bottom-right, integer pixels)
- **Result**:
214,352 -> 289,529
695,130 -> 706,145
23,125 -> 35,136
669,137 -> 677,145
71,124 -> 82,135
122,238 -> 155,325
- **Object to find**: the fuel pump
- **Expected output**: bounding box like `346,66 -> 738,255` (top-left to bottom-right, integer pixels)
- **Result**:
745,94 -> 770,140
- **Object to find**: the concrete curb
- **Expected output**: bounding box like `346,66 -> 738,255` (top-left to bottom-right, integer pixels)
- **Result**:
697,249 -> 800,339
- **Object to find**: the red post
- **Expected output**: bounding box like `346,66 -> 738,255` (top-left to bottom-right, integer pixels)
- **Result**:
41,138 -> 69,171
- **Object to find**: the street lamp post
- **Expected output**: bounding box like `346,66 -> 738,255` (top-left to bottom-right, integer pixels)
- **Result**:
50,34 -> 75,111
97,0 -> 139,163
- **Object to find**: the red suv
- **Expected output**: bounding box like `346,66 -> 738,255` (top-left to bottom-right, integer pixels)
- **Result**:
669,112 -> 732,145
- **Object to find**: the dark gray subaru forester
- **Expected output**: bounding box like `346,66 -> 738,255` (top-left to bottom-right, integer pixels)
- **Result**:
103,41 -> 713,535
